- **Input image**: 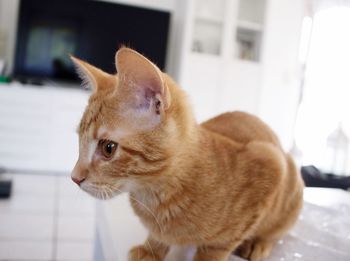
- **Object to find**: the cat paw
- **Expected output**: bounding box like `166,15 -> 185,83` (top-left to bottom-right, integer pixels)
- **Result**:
250,241 -> 273,261
237,239 -> 273,261
128,245 -> 161,261
236,240 -> 253,260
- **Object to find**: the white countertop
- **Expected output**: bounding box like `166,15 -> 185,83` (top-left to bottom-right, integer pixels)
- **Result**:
95,188 -> 350,261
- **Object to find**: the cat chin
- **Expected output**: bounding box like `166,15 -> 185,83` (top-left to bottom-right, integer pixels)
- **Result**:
85,188 -> 122,200
80,183 -> 123,200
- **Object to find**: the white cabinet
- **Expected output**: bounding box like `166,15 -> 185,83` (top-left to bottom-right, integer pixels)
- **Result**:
178,0 -> 267,122
175,0 -> 303,150
0,83 -> 89,173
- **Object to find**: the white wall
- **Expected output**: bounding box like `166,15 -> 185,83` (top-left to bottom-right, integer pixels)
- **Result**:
259,0 -> 304,149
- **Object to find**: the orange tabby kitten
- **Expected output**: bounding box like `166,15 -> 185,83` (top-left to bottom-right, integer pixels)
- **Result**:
71,47 -> 304,261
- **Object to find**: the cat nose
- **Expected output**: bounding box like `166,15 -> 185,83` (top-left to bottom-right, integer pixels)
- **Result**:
72,176 -> 85,186
71,162 -> 88,186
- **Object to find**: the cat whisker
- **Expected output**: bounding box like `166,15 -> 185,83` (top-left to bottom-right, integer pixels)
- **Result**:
128,197 -> 164,235
104,185 -> 118,199
103,189 -> 107,200
111,186 -> 164,235
145,239 -> 156,261
102,188 -> 110,200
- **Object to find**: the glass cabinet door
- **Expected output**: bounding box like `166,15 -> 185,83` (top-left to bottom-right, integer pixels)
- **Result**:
235,0 -> 266,62
191,0 -> 226,55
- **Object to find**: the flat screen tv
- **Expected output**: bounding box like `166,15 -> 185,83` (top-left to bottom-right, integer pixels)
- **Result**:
14,0 -> 170,84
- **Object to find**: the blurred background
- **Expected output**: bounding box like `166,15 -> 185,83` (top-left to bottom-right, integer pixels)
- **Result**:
0,0 -> 350,260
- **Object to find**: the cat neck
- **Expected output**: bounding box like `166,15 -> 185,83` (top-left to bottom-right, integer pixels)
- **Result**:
128,99 -> 245,209
128,126 -> 237,209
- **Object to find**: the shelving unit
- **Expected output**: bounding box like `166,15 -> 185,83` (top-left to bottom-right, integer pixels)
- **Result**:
190,0 -> 266,61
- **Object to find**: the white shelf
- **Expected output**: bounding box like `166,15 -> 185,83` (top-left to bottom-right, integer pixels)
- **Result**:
234,57 -> 260,65
190,52 -> 222,61
237,20 -> 263,31
195,16 -> 224,25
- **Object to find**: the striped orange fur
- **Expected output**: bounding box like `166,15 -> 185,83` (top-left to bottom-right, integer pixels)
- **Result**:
71,48 -> 304,261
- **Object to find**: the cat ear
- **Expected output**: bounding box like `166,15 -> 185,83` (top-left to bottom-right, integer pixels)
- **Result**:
115,48 -> 171,113
70,56 -> 111,92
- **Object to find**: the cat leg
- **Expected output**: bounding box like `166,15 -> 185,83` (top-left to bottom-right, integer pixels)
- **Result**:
193,245 -> 234,261
128,236 -> 169,261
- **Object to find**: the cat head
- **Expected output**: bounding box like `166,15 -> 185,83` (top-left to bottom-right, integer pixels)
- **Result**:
71,48 -> 194,199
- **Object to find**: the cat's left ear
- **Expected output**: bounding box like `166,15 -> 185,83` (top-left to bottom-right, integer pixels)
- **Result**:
70,56 -> 111,92
115,48 -> 171,113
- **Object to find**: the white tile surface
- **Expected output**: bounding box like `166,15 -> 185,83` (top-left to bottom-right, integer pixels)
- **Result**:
57,216 -> 95,240
0,213 -> 53,240
0,173 -> 97,261
0,240 -> 53,260
57,175 -> 96,216
0,173 -> 55,215
58,195 -> 96,216
10,173 -> 56,197
56,241 -> 94,261
58,175 -> 82,196
0,193 -> 55,215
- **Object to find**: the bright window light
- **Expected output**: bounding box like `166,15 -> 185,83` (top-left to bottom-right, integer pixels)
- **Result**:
298,16 -> 313,64
295,7 -> 350,174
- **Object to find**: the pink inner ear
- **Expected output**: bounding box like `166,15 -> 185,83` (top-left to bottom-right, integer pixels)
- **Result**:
132,74 -> 163,111
136,83 -> 160,111
134,85 -> 156,110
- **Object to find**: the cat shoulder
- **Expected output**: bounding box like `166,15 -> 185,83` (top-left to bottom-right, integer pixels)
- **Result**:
239,141 -> 287,188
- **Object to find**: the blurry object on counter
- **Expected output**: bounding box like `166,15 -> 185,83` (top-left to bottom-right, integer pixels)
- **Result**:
0,168 -> 12,199
0,60 -> 10,83
301,165 -> 350,190
326,123 -> 349,175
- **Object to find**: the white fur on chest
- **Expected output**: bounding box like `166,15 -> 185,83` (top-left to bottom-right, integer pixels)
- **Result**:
165,245 -> 196,261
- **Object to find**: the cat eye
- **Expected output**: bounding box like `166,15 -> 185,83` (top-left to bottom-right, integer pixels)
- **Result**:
99,140 -> 118,159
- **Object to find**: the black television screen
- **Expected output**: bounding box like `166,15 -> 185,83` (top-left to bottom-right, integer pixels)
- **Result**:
14,0 -> 170,83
